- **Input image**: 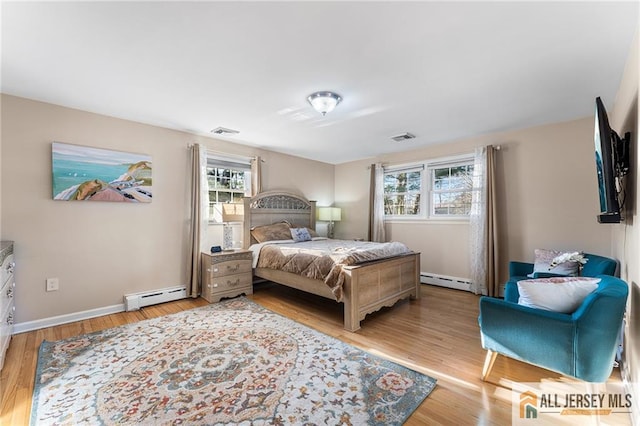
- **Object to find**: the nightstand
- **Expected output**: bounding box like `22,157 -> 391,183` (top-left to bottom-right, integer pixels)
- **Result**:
201,250 -> 253,303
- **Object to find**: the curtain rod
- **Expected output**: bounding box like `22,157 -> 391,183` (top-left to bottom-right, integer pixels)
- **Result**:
187,144 -> 266,162
365,144 -> 501,169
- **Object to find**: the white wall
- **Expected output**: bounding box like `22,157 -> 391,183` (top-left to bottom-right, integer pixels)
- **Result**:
0,95 -> 334,324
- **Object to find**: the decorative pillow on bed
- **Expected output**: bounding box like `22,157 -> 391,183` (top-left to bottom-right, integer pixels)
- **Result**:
250,221 -> 292,243
279,220 -> 319,237
517,276 -> 600,313
528,248 -> 582,278
290,227 -> 312,242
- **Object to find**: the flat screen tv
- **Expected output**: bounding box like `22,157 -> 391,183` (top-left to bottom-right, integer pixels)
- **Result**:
594,96 -> 630,223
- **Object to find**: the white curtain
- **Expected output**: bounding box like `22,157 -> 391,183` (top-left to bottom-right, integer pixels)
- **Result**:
371,163 -> 386,242
187,143 -> 210,297
469,146 -> 499,296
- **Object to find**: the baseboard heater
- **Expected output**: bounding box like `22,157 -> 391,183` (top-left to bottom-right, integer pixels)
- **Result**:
124,286 -> 187,311
420,272 -> 472,292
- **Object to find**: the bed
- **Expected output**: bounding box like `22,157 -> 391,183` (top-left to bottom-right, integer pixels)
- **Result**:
242,190 -> 420,332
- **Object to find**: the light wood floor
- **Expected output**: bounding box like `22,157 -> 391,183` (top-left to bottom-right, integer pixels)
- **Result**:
0,283 -> 623,425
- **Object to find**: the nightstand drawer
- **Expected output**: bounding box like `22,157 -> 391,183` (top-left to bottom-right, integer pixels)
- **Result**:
209,259 -> 252,277
209,273 -> 252,294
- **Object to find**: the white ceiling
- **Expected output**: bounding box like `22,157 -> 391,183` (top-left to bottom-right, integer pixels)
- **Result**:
1,1 -> 638,165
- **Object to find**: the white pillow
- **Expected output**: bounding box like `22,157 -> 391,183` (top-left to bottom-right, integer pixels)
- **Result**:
517,277 -> 600,313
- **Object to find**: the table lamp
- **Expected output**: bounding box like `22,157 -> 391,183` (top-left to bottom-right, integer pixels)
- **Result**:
317,206 -> 341,239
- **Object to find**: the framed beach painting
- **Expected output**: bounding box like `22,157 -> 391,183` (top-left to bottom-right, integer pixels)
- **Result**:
52,142 -> 152,202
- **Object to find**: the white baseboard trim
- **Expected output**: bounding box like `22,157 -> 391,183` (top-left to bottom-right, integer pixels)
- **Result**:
420,272 -> 472,292
13,303 -> 125,334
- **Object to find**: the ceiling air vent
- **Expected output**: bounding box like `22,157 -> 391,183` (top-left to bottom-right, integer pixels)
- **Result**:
390,132 -> 416,142
210,127 -> 240,135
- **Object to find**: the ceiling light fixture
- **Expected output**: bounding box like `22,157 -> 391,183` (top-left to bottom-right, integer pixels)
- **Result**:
307,91 -> 342,116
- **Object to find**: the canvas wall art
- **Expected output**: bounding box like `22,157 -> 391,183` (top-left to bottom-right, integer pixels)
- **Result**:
52,142 -> 152,202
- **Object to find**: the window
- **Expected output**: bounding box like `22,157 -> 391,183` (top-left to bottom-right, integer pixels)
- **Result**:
429,161 -> 474,217
207,155 -> 251,222
383,166 -> 424,217
383,155 -> 474,220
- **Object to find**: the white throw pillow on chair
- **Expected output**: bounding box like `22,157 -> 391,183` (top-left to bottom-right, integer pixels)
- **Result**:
517,277 -> 600,313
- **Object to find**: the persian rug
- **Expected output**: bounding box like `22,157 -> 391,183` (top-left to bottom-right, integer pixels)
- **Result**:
31,297 -> 436,425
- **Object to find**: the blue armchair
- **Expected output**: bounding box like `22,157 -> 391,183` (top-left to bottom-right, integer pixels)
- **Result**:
479,274 -> 628,382
504,253 -> 617,302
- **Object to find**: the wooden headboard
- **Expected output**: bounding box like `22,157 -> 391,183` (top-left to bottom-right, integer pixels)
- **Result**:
242,190 -> 317,248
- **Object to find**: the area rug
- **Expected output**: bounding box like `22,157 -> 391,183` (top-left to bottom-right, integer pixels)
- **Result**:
31,297 -> 436,425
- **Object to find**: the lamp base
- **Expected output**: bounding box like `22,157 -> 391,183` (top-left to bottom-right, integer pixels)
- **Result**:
223,223 -> 233,250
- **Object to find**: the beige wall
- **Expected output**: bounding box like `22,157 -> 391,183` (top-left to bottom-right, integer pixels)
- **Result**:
610,30 -> 639,405
335,117 -> 613,286
0,95 -> 334,324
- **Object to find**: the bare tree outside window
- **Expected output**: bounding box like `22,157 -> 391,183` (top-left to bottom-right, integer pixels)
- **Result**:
382,158 -> 474,219
384,170 -> 422,216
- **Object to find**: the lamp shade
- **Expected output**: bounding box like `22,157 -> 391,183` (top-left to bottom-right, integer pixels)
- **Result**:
317,207 -> 341,222
222,203 -> 244,223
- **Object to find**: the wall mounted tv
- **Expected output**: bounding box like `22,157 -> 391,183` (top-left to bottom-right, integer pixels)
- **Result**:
594,96 -> 630,224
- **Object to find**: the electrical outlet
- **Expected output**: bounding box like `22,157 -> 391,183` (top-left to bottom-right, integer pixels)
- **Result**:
46,278 -> 59,292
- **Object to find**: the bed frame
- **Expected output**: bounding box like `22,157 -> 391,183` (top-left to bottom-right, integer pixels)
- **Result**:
242,190 -> 420,332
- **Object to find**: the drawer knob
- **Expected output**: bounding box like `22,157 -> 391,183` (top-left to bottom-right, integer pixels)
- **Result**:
6,312 -> 13,325
227,264 -> 240,273
213,268 -> 219,273
227,278 -> 240,287
6,287 -> 13,298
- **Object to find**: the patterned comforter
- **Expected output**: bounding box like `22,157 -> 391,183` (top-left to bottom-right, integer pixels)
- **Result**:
250,239 -> 412,301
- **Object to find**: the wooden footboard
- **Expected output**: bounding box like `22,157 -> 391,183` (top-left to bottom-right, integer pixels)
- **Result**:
254,252 -> 420,332
343,252 -> 420,331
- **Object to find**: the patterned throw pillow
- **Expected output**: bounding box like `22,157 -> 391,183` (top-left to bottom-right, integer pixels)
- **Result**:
528,248 -> 581,277
250,222 -> 292,243
290,227 -> 312,242
517,277 -> 600,313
